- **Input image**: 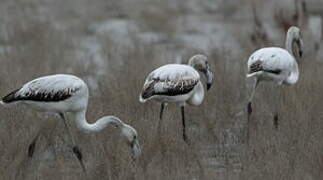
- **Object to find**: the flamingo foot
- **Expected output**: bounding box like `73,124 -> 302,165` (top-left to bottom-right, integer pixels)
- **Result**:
73,146 -> 86,173
28,141 -> 36,157
273,113 -> 279,129
28,133 -> 40,158
247,102 -> 252,115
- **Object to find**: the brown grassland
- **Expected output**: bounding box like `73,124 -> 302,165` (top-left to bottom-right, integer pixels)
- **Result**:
0,0 -> 322,179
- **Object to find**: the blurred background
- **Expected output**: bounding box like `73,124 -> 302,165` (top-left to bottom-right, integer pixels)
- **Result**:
0,0 -> 322,179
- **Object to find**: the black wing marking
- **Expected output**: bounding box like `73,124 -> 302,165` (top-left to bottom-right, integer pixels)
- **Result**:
264,69 -> 281,74
249,60 -> 263,74
155,79 -> 198,96
2,89 -> 21,103
141,78 -> 198,99
249,60 -> 281,74
141,80 -> 156,99
1,88 -> 78,103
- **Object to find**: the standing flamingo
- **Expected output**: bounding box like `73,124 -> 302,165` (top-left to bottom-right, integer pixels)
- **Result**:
247,26 -> 303,128
1,74 -> 141,171
139,54 -> 213,143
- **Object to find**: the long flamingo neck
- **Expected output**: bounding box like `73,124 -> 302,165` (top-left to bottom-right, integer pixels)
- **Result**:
73,110 -> 123,133
285,30 -> 299,85
187,81 -> 205,106
285,30 -> 298,59
285,62 -> 299,85
285,32 -> 294,55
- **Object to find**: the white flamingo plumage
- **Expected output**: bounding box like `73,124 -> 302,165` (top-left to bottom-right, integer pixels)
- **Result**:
1,74 -> 141,171
139,54 -> 213,143
246,26 -> 303,128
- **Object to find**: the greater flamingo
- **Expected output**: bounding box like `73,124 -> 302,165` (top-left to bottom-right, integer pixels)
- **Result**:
247,26 -> 303,128
139,54 -> 213,143
1,74 -> 141,171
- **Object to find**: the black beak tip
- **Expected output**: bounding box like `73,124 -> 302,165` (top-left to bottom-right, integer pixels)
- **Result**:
207,83 -> 211,90
299,50 -> 303,57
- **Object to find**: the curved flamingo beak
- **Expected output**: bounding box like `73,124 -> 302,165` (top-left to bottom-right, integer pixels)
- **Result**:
206,69 -> 213,90
297,39 -> 303,57
131,139 -> 141,160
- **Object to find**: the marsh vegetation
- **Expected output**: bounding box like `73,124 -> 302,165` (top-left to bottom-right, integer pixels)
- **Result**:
0,0 -> 322,179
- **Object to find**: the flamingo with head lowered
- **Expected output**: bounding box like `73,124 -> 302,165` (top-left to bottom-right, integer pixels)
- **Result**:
1,74 -> 141,172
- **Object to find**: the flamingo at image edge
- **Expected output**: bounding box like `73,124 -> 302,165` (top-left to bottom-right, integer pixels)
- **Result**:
139,54 -> 213,144
247,26 -> 303,129
0,74 -> 141,172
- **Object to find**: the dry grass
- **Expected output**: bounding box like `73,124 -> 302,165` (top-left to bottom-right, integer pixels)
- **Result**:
0,0 -> 323,180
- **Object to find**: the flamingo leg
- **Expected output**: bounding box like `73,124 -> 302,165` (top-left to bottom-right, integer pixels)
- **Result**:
273,87 -> 282,129
159,102 -> 165,120
247,78 -> 259,144
28,118 -> 60,158
157,103 -> 165,135
59,113 -> 86,173
28,131 -> 41,157
273,113 -> 279,129
247,78 -> 259,117
181,106 -> 189,144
